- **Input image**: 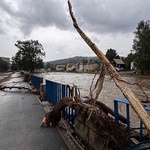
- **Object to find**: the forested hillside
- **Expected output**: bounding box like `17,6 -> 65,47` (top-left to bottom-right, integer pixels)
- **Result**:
45,56 -> 101,66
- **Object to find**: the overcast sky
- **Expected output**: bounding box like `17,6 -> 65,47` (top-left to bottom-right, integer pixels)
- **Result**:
0,0 -> 150,61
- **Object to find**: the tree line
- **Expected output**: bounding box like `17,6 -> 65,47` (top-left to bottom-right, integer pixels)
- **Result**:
0,58 -> 10,72
1,20 -> 149,75
105,20 -> 150,74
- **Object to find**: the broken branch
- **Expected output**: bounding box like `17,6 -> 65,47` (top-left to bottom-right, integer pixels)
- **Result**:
68,0 -> 150,132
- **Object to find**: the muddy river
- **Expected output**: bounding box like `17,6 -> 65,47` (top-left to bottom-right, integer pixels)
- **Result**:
38,72 -> 150,128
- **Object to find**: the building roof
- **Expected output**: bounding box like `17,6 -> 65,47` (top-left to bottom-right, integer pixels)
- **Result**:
113,59 -> 125,65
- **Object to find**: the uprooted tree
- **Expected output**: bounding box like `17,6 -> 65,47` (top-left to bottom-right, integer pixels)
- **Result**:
67,0 -> 150,131
41,1 -> 150,149
41,96 -> 131,149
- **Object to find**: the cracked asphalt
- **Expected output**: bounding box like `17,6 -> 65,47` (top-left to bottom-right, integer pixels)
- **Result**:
0,72 -> 68,150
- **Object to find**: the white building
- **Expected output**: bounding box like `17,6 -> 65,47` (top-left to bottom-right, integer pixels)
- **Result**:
56,65 -> 66,71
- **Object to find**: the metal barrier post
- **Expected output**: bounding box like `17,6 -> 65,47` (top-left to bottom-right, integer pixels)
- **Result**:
114,98 -> 130,135
31,75 -> 43,90
114,98 -> 150,142
114,100 -> 119,124
46,80 -> 58,105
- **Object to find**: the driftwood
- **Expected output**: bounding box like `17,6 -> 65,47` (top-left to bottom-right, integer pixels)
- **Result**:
72,103 -> 130,149
89,62 -> 106,103
41,97 -> 131,149
41,97 -> 73,127
0,85 -> 40,95
0,85 -> 31,91
67,0 -> 150,132
85,99 -> 127,124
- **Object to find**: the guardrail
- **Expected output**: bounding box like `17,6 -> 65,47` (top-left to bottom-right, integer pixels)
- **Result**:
46,79 -> 77,127
30,75 -> 77,127
114,98 -> 150,142
46,80 -> 69,105
30,75 -> 43,90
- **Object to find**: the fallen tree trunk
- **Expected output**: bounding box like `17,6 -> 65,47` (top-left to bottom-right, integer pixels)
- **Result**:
41,97 -> 73,127
41,97 -> 131,149
68,0 -> 150,132
85,100 -> 127,124
0,85 -> 31,91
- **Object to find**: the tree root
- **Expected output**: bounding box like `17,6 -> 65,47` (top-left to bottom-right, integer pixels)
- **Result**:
41,97 -> 131,149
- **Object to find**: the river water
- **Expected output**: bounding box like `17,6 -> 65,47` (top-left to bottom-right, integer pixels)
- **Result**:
38,72 -> 150,128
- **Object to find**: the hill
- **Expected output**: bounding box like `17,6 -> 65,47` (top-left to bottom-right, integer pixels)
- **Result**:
45,56 -> 101,66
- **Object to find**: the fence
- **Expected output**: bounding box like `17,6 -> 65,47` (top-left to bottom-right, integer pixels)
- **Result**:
30,75 -> 77,127
46,80 -> 67,105
30,75 -> 43,90
114,98 -> 150,142
46,79 -> 77,126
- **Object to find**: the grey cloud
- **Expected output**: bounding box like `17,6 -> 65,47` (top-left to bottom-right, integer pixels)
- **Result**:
0,0 -> 150,36
71,0 -> 150,34
0,18 -> 6,35
0,28 -> 5,35
0,0 -> 71,35
0,0 -> 15,15
16,0 -> 71,35
0,0 -> 14,35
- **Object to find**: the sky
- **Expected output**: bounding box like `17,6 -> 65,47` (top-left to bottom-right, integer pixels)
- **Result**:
0,0 -> 150,61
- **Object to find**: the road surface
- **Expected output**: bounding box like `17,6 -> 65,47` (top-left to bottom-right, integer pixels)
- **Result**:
0,73 -> 68,150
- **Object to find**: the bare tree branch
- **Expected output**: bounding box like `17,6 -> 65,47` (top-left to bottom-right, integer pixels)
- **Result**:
68,0 -> 150,132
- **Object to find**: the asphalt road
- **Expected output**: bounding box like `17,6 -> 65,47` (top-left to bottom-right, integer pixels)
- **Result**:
0,73 -> 68,150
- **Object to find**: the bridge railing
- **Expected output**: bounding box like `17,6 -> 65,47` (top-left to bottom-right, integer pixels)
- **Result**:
46,79 -> 77,127
30,75 -> 77,127
30,75 -> 43,90
114,98 -> 150,142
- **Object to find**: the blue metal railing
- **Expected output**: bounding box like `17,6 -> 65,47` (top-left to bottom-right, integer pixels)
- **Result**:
45,79 -> 77,127
114,98 -> 150,142
30,75 -> 77,126
114,98 -> 130,136
46,80 -> 72,105
30,75 -> 43,90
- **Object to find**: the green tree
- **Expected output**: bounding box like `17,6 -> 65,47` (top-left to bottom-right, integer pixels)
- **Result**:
14,40 -> 45,72
0,58 -> 10,72
82,59 -> 88,64
132,20 -> 150,74
45,62 -> 55,71
45,62 -> 51,69
11,56 -> 18,71
124,53 -> 135,70
105,48 -> 118,62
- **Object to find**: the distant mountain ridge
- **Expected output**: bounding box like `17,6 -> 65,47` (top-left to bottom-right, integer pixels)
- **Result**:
45,56 -> 101,66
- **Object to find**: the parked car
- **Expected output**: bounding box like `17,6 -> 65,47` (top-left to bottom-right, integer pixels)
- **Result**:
115,67 -> 121,72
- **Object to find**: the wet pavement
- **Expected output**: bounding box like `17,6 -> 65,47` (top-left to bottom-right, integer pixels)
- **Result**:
0,73 -> 68,150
